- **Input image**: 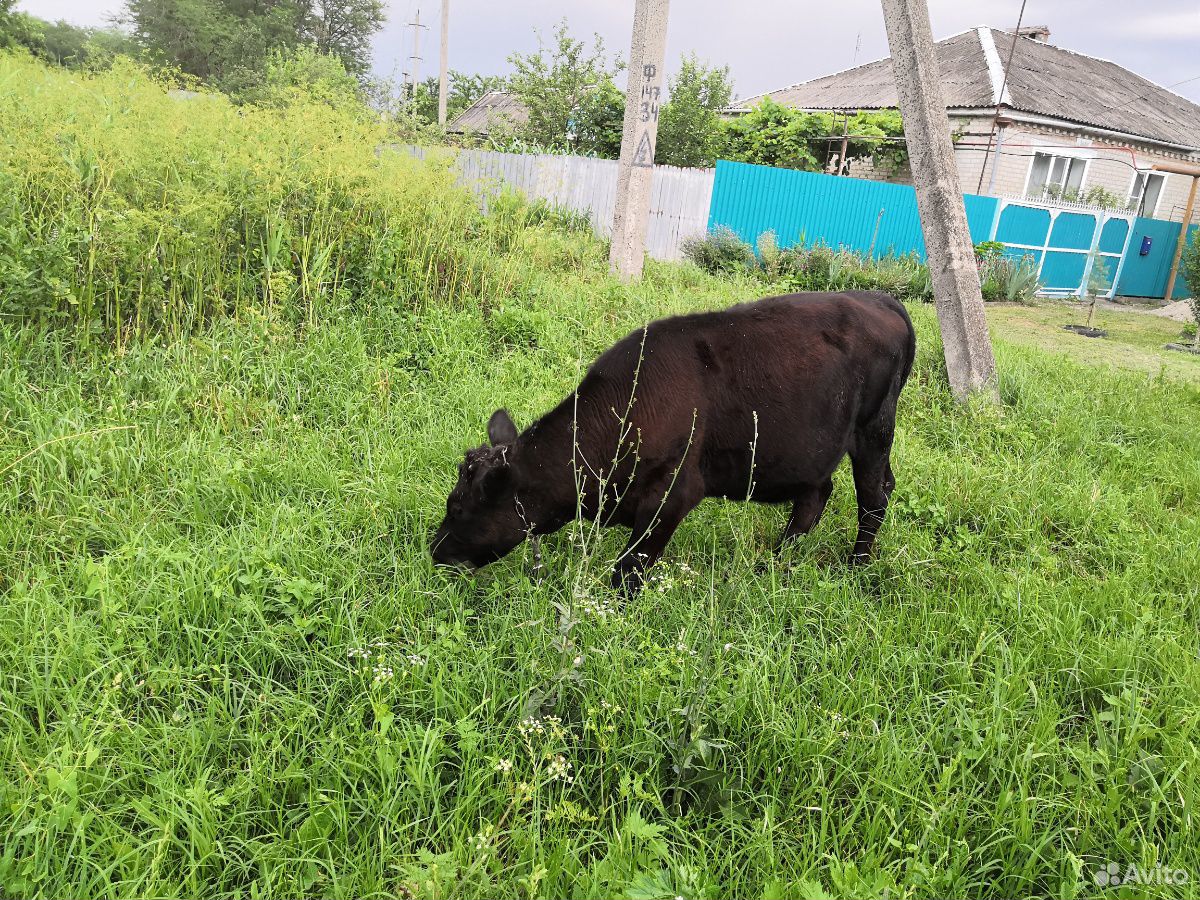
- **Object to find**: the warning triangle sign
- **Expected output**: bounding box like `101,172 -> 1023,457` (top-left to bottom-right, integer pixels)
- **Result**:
632,131 -> 654,167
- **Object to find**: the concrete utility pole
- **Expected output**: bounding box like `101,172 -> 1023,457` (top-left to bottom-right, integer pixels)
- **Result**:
437,0 -> 449,126
609,0 -> 670,281
407,9 -> 426,100
881,0 -> 997,401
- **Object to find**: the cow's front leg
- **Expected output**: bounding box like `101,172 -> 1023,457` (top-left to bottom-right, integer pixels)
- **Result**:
611,479 -> 701,596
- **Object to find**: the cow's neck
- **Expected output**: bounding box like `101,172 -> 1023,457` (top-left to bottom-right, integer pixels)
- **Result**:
511,395 -> 593,534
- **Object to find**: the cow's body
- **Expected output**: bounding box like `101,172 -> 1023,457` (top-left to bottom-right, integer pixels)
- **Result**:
432,291 -> 916,592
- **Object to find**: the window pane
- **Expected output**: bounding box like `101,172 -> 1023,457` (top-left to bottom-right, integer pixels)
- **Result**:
1129,173 -> 1145,210
1028,154 -> 1051,195
1065,159 -> 1085,191
1144,173 -> 1165,215
1050,157 -> 1066,187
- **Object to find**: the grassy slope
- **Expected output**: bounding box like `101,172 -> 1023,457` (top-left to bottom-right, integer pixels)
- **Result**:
3,259 -> 1200,898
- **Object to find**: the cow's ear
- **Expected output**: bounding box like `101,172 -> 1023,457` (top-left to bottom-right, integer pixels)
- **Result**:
487,408 -> 518,446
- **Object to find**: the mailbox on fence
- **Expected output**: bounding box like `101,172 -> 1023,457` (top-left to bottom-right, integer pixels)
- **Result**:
1140,236 -> 1153,256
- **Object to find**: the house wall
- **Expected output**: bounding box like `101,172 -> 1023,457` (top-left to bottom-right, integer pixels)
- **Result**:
954,116 -> 1199,223
843,114 -> 1199,225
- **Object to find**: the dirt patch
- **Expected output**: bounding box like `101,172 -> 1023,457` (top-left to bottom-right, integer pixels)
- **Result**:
1149,300 -> 1197,323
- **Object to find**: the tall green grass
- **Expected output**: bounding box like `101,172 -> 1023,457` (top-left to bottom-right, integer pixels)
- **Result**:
0,53 -> 588,342
2,53 -> 1200,899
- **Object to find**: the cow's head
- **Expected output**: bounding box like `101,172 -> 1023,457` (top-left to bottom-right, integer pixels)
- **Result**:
431,409 -> 529,570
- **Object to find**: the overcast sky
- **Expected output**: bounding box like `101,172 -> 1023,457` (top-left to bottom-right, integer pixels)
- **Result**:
18,0 -> 1200,104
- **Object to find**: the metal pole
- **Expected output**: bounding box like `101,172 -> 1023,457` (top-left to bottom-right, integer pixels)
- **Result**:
608,0 -> 670,281
1164,175 -> 1198,301
881,0 -> 998,401
437,0 -> 449,126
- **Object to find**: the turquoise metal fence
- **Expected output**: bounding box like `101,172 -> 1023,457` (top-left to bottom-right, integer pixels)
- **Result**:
707,159 -> 1195,299
1116,218 -> 1198,299
707,160 -> 998,260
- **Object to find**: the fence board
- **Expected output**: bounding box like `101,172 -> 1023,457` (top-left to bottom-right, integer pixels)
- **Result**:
403,146 -> 712,262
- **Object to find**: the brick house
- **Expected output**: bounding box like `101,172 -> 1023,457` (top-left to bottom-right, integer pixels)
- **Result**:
728,26 -> 1200,224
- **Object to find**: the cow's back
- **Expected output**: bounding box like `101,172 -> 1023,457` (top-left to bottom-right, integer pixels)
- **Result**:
578,292 -> 914,502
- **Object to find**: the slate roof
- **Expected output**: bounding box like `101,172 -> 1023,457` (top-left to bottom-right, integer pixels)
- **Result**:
731,27 -> 1200,151
447,89 -> 529,134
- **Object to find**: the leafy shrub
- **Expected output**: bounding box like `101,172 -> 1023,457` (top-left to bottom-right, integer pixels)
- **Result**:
721,98 -> 907,173
681,227 -> 757,275
684,228 -> 937,303
979,253 -> 1040,303
974,241 -> 1005,263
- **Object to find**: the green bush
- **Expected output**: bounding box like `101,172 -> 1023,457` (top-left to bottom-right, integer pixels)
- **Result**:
1180,229 -> 1200,298
681,226 -> 758,275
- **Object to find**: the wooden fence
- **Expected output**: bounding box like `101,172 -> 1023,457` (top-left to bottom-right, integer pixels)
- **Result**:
405,146 -> 714,262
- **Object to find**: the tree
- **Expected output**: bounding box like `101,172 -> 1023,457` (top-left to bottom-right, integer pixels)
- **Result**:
0,0 -> 46,55
301,0 -> 383,78
1181,230 -> 1200,350
720,98 -> 907,173
122,0 -> 382,88
655,54 -> 733,168
506,19 -> 623,156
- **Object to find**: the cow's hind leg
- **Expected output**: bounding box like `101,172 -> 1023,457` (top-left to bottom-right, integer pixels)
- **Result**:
849,419 -> 897,564
777,478 -> 834,550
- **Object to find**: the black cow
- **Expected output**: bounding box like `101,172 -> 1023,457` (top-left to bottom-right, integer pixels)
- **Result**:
432,291 -> 916,593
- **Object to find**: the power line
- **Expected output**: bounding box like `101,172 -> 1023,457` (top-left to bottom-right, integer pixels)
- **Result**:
976,0 -> 1029,194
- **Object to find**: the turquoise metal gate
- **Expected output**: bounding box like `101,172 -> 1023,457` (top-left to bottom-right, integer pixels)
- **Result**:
989,199 -> 1134,298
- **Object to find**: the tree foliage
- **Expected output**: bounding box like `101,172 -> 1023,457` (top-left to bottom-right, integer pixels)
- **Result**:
121,0 -> 383,87
721,98 -> 906,173
506,19 -> 623,156
0,3 -> 137,69
655,55 -> 733,168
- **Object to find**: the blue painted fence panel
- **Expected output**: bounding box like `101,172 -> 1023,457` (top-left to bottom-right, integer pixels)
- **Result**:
1098,218 -> 1129,254
1049,212 -> 1098,251
995,205 -> 1051,247
708,160 -> 998,260
1116,217 -> 1198,298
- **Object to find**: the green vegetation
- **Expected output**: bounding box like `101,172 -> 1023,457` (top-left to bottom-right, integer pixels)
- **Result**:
502,21 -> 625,158
682,231 -> 1041,305
4,54 -> 1200,900
1180,231 -> 1200,348
654,55 -> 734,168
975,242 -> 1040,304
721,98 -> 907,174
123,0 -> 384,84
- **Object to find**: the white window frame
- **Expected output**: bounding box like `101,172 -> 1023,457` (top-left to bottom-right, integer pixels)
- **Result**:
1126,169 -> 1167,217
1022,148 -> 1094,201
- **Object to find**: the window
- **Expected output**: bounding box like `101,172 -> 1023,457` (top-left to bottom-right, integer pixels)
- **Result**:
1128,171 -> 1166,215
1026,151 -> 1087,201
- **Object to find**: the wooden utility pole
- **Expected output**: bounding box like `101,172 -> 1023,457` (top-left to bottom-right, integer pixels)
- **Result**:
437,0 -> 449,126
1154,161 -> 1200,301
881,0 -> 997,401
609,0 -> 670,281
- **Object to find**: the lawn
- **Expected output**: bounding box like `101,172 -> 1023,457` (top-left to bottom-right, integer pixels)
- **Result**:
3,55 -> 1200,900
986,300 -> 1200,386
